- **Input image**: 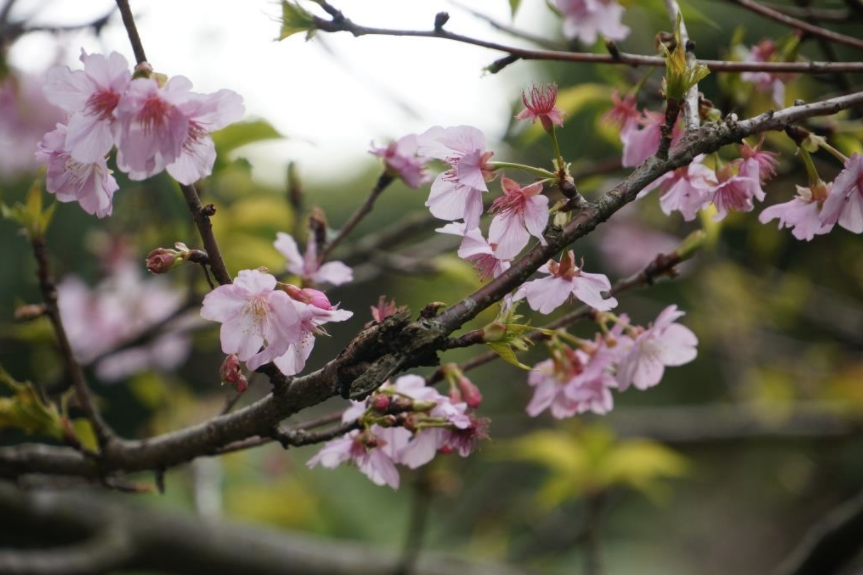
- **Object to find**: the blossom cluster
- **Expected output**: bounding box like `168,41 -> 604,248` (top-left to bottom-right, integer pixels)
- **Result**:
527,306 -> 697,418
36,50 -> 244,218
308,374 -> 488,488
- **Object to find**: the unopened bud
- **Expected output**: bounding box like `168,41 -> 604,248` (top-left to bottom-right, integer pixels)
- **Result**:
146,247 -> 182,274
370,393 -> 391,413
219,354 -> 248,393
457,376 -> 483,409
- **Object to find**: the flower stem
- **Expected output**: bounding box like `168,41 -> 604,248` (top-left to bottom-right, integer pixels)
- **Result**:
488,161 -> 556,179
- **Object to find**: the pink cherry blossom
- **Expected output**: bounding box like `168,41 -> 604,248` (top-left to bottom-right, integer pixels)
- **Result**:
272,293 -> 353,376
370,134 -> 430,188
438,413 -> 489,457
0,72 -> 64,179
515,84 -> 565,132
554,0 -> 630,45
527,346 -> 615,418
710,159 -> 765,221
437,222 -> 510,281
760,183 -> 834,241
307,425 -> 411,489
640,157 -> 716,221
820,153 -> 863,234
44,50 -> 130,163
615,305 -> 698,391
274,232 -> 353,286
200,269 -> 302,370
740,40 -> 795,108
488,177 -> 549,259
592,215 -> 682,277
36,123 -> 119,218
621,111 -> 683,168
417,125 -> 496,229
739,137 -> 779,184
514,250 -> 617,314
601,90 -> 639,132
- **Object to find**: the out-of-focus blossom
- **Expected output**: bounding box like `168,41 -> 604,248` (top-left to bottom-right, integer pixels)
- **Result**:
554,0 -> 630,45
601,90 -> 639,132
740,40 -> 795,108
820,153 -> 863,234
200,269 -> 302,370
514,250 -> 617,313
370,134 -> 430,188
417,125 -> 496,229
36,124 -> 119,218
616,305 -> 698,391
437,222 -> 510,281
44,50 -> 130,163
710,159 -> 765,221
760,182 -> 834,241
488,177 -> 549,260
621,111 -> 683,168
592,215 -> 682,277
0,72 -> 64,179
515,84 -> 565,132
274,232 -> 353,286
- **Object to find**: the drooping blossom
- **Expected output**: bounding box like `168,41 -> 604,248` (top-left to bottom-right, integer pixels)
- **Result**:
515,83 -> 565,132
0,72 -> 64,179
36,123 -> 119,218
640,156 -> 716,221
44,50 -> 131,163
307,425 -> 412,489
200,269 -> 302,370
370,134 -> 430,188
820,153 -> 863,234
272,288 -> 353,376
57,260 -> 191,382
621,111 -> 683,168
527,345 -> 616,418
710,159 -> 765,221
437,222 -> 510,281
488,177 -> 549,259
274,232 -> 353,286
740,39 -> 795,108
514,250 -> 617,314
615,305 -> 698,391
739,137 -> 779,184
601,89 -> 640,133
554,0 -> 630,45
417,125 -> 496,229
760,182 -> 834,241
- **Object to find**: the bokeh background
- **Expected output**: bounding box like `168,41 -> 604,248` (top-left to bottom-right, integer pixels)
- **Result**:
1,1 -> 863,574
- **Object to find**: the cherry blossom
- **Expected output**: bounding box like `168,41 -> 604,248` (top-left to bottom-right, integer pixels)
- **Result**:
515,83 -> 565,132
514,250 -> 617,314
527,345 -> 616,419
740,40 -> 795,108
616,306 -> 698,391
601,90 -> 639,132
488,177 -> 549,259
437,222 -> 510,281
417,125 -> 496,229
200,269 -> 302,370
739,137 -> 779,184
760,183 -> 834,241
370,134 -> 430,188
44,50 -> 130,163
621,111 -> 683,168
36,123 -> 119,218
307,426 -> 411,489
0,72 -> 64,178
274,232 -> 353,286
820,153 -> 863,234
640,157 -> 716,221
710,159 -> 765,221
554,0 -> 630,45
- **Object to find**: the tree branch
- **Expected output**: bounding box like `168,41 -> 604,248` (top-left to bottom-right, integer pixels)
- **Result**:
729,0 -> 863,51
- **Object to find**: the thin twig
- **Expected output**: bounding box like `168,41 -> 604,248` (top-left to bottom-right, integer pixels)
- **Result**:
449,0 -> 566,51
319,172 -> 394,263
178,184 -> 232,285
729,0 -> 863,51
114,0 -> 147,64
763,3 -> 850,22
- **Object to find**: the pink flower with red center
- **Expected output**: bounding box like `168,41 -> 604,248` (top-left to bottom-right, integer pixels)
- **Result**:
514,250 -> 617,314
370,134 -> 430,188
620,110 -> 683,168
554,0 -> 630,45
417,125 -> 496,229
740,40 -> 796,108
274,232 -> 353,286
760,182 -> 834,241
515,83 -> 565,132
710,159 -> 765,221
36,123 -> 119,218
488,177 -> 549,259
200,269 -> 302,371
437,222 -> 511,281
439,413 -> 490,457
739,137 -> 779,184
601,89 -> 640,132
307,425 -> 411,489
44,50 -> 130,163
640,157 -> 716,221
527,346 -> 615,418
820,153 -> 863,234
615,305 -> 698,391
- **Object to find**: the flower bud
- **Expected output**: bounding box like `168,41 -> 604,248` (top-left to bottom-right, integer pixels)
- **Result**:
457,376 -> 483,409
220,354 -> 248,393
369,393 -> 391,413
146,247 -> 182,274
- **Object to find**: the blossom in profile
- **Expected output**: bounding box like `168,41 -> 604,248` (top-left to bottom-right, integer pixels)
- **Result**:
710,159 -> 765,221
437,222 -> 510,281
307,426 -> 411,489
820,153 -> 863,234
615,305 -> 698,391
36,123 -> 119,218
760,182 -> 834,241
554,0 -> 630,45
601,90 -> 640,133
514,250 -> 617,314
370,134 -> 430,188
274,232 -> 353,286
739,137 -> 779,184
740,39 -> 795,108
488,177 -> 549,260
44,50 -> 131,163
417,125 -> 496,229
200,269 -> 302,370
515,83 -> 565,132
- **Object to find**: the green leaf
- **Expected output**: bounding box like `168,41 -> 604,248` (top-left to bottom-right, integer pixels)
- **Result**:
278,1 -> 317,41
509,0 -> 521,19
486,341 -> 531,370
212,119 -> 284,156
1,170 -> 54,241
0,364 -> 64,439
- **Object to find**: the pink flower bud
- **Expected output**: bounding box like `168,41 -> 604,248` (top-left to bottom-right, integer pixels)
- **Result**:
219,354 -> 248,392
370,393 -> 391,413
146,247 -> 181,274
457,376 -> 483,409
